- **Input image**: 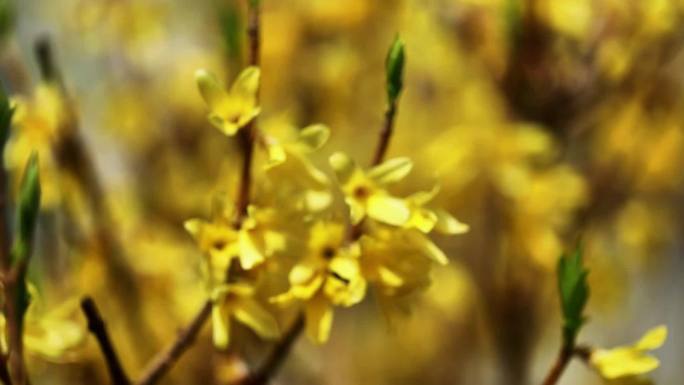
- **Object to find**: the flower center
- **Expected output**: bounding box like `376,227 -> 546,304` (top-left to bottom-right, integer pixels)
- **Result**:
212,240 -> 227,250
353,185 -> 370,199
321,246 -> 336,260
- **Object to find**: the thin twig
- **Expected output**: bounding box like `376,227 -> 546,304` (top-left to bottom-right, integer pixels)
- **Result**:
242,314 -> 304,385
81,297 -> 131,385
540,345 -> 592,385
5,257 -> 32,385
541,346 -> 572,385
234,0 -> 260,222
371,100 -> 398,166
136,300 -> 212,385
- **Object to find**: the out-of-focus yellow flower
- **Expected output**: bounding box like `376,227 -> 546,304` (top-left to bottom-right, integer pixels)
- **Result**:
261,121 -> 332,213
5,85 -> 65,208
272,222 -> 367,343
185,199 -> 285,283
590,325 -> 667,380
0,288 -> 85,362
210,283 -> 280,349
329,152 -> 411,226
195,67 -> 261,136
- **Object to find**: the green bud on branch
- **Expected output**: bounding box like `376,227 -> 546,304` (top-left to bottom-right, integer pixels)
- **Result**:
557,243 -> 589,347
385,35 -> 405,106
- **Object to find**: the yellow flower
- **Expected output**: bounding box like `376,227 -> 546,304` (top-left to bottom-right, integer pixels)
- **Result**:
272,222 -> 367,343
359,221 -> 459,296
210,283 -> 280,349
0,287 -> 85,362
185,199 -> 285,283
403,185 -> 469,235
329,152 -> 412,226
590,325 -> 667,380
195,66 -> 260,136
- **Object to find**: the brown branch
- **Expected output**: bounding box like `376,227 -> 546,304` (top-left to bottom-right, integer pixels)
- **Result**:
540,345 -> 592,385
136,300 -> 212,385
371,100 -> 397,166
541,346 -> 572,385
241,313 -> 304,385
5,259 -> 31,385
233,0 -> 261,222
81,297 -> 131,385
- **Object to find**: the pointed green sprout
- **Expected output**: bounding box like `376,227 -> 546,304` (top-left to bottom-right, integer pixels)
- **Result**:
385,35 -> 405,106
557,243 -> 589,347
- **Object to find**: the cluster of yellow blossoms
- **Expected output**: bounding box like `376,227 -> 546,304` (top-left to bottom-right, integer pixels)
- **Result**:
186,65 -> 468,345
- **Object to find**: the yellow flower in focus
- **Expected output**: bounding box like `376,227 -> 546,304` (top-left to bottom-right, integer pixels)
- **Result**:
185,200 -> 285,283
210,283 -> 280,349
329,152 -> 412,226
590,325 -> 667,380
272,222 -> 367,343
403,185 -> 469,235
195,67 -> 261,136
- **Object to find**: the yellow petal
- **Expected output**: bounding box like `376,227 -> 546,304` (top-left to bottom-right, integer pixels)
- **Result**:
329,152 -> 357,185
233,298 -> 280,340
184,219 -> 203,237
367,194 -> 410,226
212,304 -> 231,349
635,325 -> 667,351
407,184 -> 441,206
264,141 -> 287,168
298,124 -> 330,151
591,347 -> 660,380
195,69 -> 227,110
229,66 -> 260,107
289,264 -> 325,299
209,113 -> 241,136
368,157 -> 413,185
405,231 -> 449,265
326,258 -> 367,307
433,209 -> 470,235
238,231 -> 265,269
346,197 -> 366,225
305,295 -> 333,344
406,208 -> 438,233
378,266 -> 404,288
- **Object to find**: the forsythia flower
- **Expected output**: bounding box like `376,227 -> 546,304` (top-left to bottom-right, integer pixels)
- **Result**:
403,185 -> 469,235
272,222 -> 367,343
590,325 -> 667,380
329,152 -> 412,226
185,200 -> 285,281
0,288 -> 85,361
210,283 -> 280,349
195,66 -> 260,136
